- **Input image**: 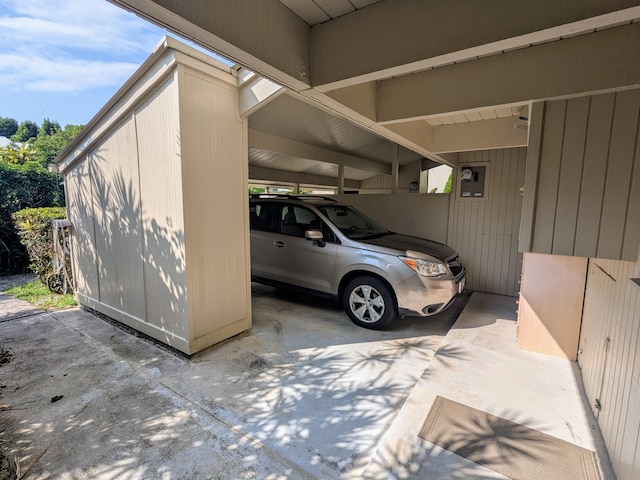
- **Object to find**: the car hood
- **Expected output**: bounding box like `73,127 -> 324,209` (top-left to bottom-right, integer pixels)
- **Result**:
359,233 -> 457,261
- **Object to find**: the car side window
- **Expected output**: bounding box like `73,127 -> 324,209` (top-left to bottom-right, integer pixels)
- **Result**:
250,202 -> 277,232
280,206 -> 305,237
279,205 -> 337,243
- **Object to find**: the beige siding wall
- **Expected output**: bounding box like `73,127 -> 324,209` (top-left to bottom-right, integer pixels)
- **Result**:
178,66 -> 251,349
523,90 -> 640,261
448,148 -> 526,296
359,158 -> 422,192
578,254 -> 640,480
65,158 -> 99,299
69,73 -> 192,349
89,118 -> 147,320
65,58 -> 250,354
134,75 -> 188,337
334,193 -> 450,244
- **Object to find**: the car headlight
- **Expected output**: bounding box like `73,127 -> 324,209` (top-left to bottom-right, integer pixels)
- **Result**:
400,256 -> 447,277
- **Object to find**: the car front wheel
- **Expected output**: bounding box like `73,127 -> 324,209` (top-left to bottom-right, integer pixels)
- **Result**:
343,276 -> 396,330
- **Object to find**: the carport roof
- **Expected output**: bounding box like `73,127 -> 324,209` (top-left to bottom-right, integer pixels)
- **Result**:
77,1 -> 640,185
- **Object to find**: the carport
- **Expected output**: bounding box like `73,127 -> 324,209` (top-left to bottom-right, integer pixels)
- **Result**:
54,1 -> 640,479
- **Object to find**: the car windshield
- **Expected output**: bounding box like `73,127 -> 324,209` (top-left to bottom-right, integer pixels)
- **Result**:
318,205 -> 390,240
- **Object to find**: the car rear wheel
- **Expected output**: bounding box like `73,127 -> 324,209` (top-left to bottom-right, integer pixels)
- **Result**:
343,276 -> 396,330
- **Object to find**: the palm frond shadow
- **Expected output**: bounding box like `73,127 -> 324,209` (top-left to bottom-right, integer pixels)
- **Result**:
369,408 -> 555,479
421,344 -> 470,376
440,411 -> 554,468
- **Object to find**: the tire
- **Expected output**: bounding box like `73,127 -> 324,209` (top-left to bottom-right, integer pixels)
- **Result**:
342,276 -> 397,330
46,273 -> 64,294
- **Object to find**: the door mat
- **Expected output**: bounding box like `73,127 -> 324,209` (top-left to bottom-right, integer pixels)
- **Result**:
418,396 -> 601,480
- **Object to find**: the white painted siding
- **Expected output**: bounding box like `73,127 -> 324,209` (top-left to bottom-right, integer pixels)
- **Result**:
448,148 -> 526,296
578,255 -> 640,480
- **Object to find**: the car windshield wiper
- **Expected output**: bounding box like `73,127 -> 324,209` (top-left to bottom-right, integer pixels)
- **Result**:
361,231 -> 392,240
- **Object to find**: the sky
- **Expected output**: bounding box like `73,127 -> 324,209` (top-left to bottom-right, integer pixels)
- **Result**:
0,0 -> 217,128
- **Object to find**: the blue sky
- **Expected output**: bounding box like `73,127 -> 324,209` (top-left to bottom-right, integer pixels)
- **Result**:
0,0 -> 193,127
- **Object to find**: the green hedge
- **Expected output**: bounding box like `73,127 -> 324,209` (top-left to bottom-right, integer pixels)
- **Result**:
12,207 -> 68,289
0,163 -> 64,274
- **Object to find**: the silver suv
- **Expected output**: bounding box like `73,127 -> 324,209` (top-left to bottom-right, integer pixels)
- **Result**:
249,195 -> 466,329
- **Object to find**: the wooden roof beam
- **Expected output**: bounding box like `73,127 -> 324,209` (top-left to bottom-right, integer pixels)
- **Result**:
311,0 -> 640,91
377,23 -> 640,123
108,0 -> 311,90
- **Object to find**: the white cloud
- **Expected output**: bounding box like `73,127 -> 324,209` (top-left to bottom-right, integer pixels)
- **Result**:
0,53 -> 140,92
0,0 -> 162,55
0,0 -> 165,92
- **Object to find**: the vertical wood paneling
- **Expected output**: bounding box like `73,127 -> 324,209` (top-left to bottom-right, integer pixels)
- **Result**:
623,125 -> 640,260
359,159 -> 423,192
179,67 -> 251,341
507,149 -> 526,294
90,119 -> 146,320
553,97 -> 589,255
134,74 -> 188,335
527,89 -> 640,261
532,100 -> 566,253
574,94 -> 615,257
61,45 -> 252,354
519,103 -> 544,253
449,147 -> 525,296
66,157 -> 99,298
579,255 -> 640,480
598,90 -> 640,259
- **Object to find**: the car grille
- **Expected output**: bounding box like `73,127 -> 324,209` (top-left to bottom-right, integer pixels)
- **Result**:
447,256 -> 464,277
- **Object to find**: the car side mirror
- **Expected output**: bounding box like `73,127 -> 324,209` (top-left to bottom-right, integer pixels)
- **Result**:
305,229 -> 325,247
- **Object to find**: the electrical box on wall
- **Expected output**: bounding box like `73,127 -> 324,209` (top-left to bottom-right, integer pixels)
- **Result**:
460,166 -> 486,198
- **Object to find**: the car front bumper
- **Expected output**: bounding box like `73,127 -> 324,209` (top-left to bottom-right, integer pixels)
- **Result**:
395,271 -> 466,317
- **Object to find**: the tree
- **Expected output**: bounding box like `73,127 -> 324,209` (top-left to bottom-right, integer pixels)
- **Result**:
443,172 -> 452,194
0,117 -> 18,138
30,124 -> 83,168
40,118 -> 61,136
0,142 -> 34,165
12,120 -> 39,142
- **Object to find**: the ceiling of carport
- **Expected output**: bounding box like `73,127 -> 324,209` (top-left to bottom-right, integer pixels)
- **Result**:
279,0 -> 382,26
248,92 -> 422,182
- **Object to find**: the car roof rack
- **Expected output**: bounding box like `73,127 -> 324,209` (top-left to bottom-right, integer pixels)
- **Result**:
249,194 -> 337,202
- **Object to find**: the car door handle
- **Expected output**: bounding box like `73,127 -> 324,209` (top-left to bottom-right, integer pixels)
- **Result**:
273,241 -> 286,248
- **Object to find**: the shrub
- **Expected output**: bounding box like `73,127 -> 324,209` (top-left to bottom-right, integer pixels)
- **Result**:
12,207 -> 71,292
0,163 -> 64,274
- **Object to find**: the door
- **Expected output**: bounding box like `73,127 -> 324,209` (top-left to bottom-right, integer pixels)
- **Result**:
249,202 -> 278,281
270,205 -> 338,294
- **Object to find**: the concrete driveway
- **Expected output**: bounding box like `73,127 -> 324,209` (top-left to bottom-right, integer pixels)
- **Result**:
0,281 -> 469,479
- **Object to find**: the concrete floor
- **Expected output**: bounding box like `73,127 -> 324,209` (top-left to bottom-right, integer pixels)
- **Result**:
0,280 -> 614,479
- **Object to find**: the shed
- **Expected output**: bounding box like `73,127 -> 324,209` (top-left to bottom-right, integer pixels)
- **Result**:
57,37 -> 251,354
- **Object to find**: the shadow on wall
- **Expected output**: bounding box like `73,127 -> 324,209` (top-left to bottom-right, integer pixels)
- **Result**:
69,153 -> 187,337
